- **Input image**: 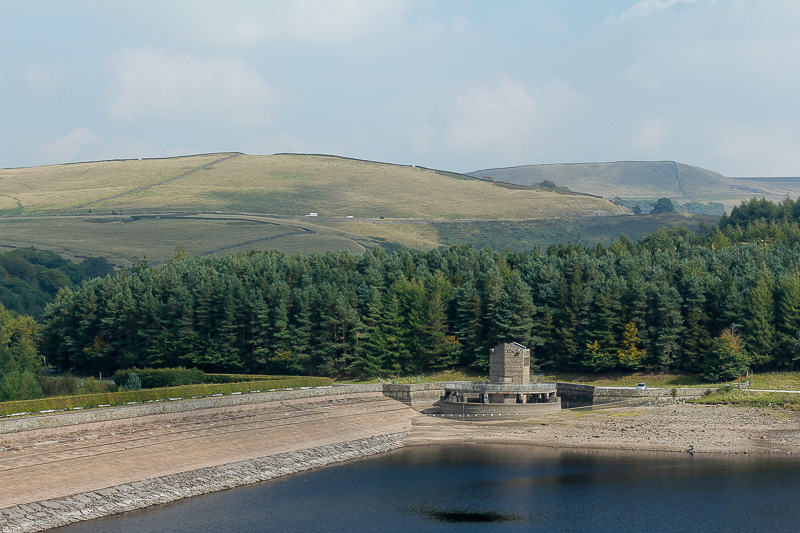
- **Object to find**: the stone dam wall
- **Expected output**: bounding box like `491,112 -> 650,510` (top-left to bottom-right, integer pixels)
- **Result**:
0,384 -> 382,435
381,383 -> 445,410
0,433 -> 406,533
592,386 -> 710,405
557,383 -> 713,407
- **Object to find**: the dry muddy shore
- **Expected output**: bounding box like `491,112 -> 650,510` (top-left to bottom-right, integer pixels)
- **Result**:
406,401 -> 800,456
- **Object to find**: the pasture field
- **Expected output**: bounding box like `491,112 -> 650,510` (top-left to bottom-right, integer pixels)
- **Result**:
0,152 -> 728,260
0,153 -> 226,212
0,215 -> 374,267
0,153 -> 625,219
432,212 -> 720,250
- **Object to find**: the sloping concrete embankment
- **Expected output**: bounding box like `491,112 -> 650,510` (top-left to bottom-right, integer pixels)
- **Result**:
0,384 -> 384,434
0,433 -> 405,533
0,387 -> 415,533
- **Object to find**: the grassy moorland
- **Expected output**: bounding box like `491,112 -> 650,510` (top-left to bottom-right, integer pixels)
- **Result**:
0,152 -> 654,260
0,152 -> 733,261
0,214 -> 376,267
469,160 -> 800,211
0,153 -> 623,219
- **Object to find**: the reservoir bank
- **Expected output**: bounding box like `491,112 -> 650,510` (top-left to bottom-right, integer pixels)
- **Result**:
1,384 -> 799,531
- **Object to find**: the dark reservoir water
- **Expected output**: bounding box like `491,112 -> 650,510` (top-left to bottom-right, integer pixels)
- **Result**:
54,444 -> 800,533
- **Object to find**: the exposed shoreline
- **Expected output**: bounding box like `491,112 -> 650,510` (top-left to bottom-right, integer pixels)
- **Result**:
407,401 -> 800,457
1,393 -> 799,532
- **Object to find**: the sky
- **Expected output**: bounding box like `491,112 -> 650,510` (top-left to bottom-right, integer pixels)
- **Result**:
2,0 -> 799,176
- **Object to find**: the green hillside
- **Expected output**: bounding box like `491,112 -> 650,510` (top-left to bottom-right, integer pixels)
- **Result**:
0,153 -> 725,263
0,153 -> 644,263
0,152 -> 624,219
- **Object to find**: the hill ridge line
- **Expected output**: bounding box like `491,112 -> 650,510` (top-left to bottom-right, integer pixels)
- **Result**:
73,153 -> 241,209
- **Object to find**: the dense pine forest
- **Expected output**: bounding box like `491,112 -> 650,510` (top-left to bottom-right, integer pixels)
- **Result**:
0,249 -> 114,318
35,197 -> 800,382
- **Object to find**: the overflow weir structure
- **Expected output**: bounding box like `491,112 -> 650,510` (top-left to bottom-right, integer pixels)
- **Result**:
438,343 -> 560,418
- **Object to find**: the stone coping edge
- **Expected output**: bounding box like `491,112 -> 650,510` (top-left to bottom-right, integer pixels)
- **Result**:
0,432 -> 407,533
0,384 -> 383,434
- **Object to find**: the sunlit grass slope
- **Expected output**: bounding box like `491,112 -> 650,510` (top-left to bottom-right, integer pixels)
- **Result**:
0,153 -> 626,219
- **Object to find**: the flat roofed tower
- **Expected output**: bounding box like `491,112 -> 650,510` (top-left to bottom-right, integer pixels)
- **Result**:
489,342 -> 530,384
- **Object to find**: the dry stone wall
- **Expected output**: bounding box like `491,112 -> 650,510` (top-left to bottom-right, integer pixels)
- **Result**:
0,432 -> 406,533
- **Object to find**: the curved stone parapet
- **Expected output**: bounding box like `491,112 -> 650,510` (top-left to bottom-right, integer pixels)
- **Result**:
437,398 -> 561,418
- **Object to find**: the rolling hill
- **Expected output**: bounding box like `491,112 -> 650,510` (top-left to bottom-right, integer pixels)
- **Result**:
468,160 -> 800,210
0,153 -> 724,264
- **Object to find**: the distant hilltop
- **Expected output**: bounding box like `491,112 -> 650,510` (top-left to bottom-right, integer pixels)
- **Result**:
468,160 -> 800,210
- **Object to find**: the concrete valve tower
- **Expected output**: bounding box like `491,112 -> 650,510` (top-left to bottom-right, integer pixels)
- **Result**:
439,342 -> 559,417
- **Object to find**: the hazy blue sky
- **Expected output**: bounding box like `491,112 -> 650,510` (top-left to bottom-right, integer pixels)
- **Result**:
2,0 -> 798,176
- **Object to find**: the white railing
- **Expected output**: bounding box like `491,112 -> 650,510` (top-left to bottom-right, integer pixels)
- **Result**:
444,381 -> 556,393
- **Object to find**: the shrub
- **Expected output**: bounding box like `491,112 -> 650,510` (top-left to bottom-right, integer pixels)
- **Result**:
122,372 -> 141,391
113,367 -> 206,388
0,371 -> 43,401
39,374 -> 79,396
705,328 -> 749,382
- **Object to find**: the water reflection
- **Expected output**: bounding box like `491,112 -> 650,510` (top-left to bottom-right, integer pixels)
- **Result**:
412,507 -> 526,523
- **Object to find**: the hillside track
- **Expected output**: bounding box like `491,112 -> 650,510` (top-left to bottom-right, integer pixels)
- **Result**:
73,153 -> 242,209
0,393 -> 416,508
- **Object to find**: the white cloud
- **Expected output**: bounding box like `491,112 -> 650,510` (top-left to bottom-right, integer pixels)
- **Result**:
105,47 -> 273,124
38,129 -> 101,163
608,0 -> 702,24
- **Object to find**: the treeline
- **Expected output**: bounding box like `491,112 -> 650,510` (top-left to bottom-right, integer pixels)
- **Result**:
40,213 -> 800,378
721,196 -> 800,229
0,249 -> 114,318
0,303 -> 41,401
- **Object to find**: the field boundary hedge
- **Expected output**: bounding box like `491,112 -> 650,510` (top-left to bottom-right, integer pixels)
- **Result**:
0,376 -> 332,417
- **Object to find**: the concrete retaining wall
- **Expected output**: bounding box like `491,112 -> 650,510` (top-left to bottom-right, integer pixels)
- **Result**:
0,432 -> 406,533
0,384 -> 382,435
557,383 -> 713,407
556,383 -> 595,408
593,387 -> 711,405
381,383 -> 444,410
438,399 -> 561,418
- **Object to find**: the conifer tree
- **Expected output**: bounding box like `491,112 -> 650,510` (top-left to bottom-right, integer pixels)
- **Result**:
494,272 -> 535,346
743,272 -> 776,369
776,272 -> 800,368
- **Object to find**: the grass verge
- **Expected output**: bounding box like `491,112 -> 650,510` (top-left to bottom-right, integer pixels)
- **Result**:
544,372 -> 718,388
0,376 -> 332,417
691,389 -> 800,410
